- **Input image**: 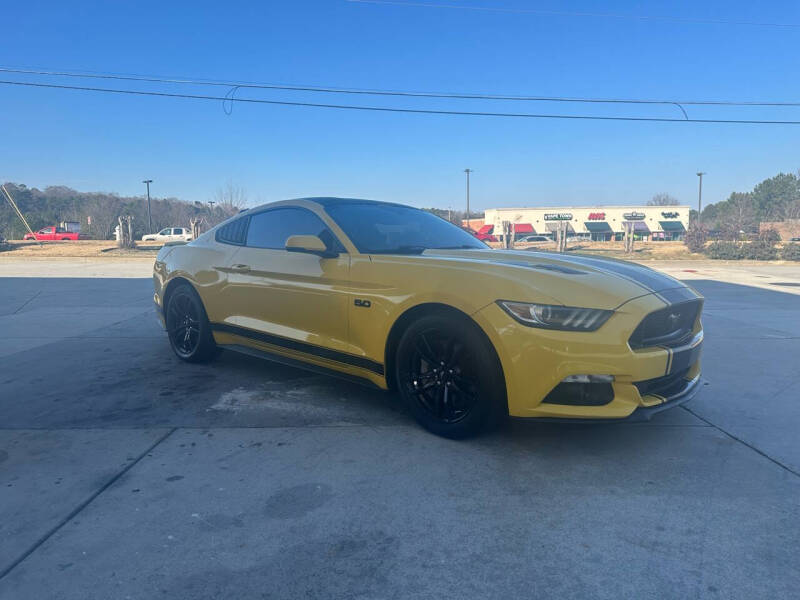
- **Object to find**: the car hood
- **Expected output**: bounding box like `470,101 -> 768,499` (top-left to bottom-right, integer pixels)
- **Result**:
416,248 -> 692,310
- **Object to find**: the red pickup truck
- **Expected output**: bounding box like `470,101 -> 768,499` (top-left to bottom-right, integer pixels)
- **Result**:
23,226 -> 89,241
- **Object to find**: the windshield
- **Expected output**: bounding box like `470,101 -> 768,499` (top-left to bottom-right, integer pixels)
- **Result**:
325,202 -> 486,254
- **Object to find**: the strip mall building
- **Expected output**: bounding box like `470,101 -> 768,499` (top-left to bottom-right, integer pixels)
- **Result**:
478,205 -> 691,241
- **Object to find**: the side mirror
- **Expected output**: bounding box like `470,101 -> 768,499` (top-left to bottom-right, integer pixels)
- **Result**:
285,235 -> 338,258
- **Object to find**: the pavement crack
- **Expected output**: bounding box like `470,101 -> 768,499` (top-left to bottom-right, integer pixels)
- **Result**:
681,406 -> 800,479
12,290 -> 42,314
0,427 -> 178,581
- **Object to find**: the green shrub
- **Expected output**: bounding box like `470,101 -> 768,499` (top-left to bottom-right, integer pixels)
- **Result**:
684,224 -> 708,253
758,228 -> 781,243
743,241 -> 778,260
706,241 -> 742,259
782,243 -> 800,261
706,241 -> 778,260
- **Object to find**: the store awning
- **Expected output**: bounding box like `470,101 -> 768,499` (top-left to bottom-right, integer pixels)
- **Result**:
659,221 -> 686,232
625,221 -> 650,233
478,224 -> 494,234
584,221 -> 612,232
545,222 -> 575,233
513,223 -> 534,234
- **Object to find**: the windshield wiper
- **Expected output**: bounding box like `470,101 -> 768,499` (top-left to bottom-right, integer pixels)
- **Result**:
430,245 -> 481,250
370,245 -> 428,255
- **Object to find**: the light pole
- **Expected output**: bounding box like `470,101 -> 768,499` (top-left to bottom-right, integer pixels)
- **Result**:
143,179 -> 153,234
464,168 -> 473,230
696,172 -> 705,223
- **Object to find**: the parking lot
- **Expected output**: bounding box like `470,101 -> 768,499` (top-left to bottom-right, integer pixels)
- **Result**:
1,261 -> 799,599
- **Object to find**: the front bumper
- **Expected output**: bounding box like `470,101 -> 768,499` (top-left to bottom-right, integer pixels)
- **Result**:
515,374 -> 702,424
472,290 -> 703,420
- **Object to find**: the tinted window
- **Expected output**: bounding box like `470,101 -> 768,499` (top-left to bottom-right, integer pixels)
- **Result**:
215,216 -> 250,245
174,228 -> 183,234
325,202 -> 486,254
246,208 -> 341,251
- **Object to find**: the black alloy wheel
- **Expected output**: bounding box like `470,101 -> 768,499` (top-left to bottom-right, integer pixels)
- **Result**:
165,284 -> 217,363
395,314 -> 506,438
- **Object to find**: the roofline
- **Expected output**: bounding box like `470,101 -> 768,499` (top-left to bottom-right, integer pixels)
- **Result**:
485,205 -> 692,211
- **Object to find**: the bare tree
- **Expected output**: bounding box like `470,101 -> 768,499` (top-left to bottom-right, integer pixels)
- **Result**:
720,193 -> 757,239
213,180 -> 248,215
85,196 -> 122,239
117,215 -> 135,248
648,193 -> 680,206
786,198 -> 800,220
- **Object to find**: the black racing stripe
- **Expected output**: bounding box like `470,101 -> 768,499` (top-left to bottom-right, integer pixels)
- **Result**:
211,322 -> 385,376
660,345 -> 674,376
656,286 -> 702,305
542,254 -> 652,294
557,254 -> 682,295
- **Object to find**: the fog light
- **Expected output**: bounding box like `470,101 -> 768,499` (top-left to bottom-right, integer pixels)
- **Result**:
562,374 -> 615,383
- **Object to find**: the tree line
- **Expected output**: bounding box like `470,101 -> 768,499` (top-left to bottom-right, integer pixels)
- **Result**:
699,171 -> 800,238
0,181 -> 246,241
3,171 -> 798,242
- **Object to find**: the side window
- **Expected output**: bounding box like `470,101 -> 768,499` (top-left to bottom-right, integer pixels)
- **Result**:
245,208 -> 343,251
159,228 -> 170,236
173,228 -> 182,235
215,216 -> 250,246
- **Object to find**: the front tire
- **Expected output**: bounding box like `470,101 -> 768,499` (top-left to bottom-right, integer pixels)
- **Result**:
165,283 -> 218,363
395,314 -> 506,439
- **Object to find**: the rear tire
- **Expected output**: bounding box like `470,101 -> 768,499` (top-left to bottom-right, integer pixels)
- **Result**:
394,314 -> 506,439
165,283 -> 218,363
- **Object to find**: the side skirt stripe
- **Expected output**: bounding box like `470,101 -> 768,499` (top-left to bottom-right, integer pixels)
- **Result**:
211,322 -> 385,376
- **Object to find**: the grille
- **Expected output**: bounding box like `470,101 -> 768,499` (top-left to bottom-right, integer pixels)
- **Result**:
629,300 -> 701,349
634,368 -> 690,398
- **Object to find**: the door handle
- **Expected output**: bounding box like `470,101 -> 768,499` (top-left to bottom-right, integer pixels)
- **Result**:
230,264 -> 251,273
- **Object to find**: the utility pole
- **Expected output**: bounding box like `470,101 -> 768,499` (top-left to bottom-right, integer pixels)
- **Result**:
143,179 -> 153,234
464,169 -> 473,230
696,172 -> 705,223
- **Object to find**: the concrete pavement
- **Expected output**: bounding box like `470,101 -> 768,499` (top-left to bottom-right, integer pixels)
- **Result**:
1,268 -> 799,599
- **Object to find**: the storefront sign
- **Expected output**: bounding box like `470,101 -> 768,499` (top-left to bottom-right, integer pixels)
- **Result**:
544,213 -> 573,221
623,212 -> 646,220
661,211 -> 679,219
588,212 -> 606,220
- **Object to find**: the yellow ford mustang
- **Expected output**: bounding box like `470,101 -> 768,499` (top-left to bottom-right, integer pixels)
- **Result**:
154,197 -> 703,438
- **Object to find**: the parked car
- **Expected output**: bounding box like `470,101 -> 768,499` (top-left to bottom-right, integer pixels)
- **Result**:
791,237 -> 800,241
474,232 -> 498,242
141,227 -> 193,243
518,235 -> 551,243
23,226 -> 89,241
154,198 -> 704,439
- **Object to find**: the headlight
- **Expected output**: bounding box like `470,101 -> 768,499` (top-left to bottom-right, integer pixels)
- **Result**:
497,301 -> 613,331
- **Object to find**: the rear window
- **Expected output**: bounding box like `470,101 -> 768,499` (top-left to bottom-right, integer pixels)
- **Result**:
215,217 -> 250,245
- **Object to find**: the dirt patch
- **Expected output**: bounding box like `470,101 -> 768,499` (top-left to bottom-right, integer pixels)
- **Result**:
0,240 -> 161,257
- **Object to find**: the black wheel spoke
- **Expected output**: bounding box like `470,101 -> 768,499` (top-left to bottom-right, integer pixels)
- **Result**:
168,292 -> 202,357
404,327 -> 479,425
415,334 -> 439,366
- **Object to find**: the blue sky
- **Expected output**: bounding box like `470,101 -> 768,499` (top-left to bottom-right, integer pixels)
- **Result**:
1,0 -> 799,211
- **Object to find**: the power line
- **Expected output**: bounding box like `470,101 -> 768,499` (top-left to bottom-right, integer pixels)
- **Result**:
346,0 -> 800,29
3,79 -> 800,125
1,66 -> 799,109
